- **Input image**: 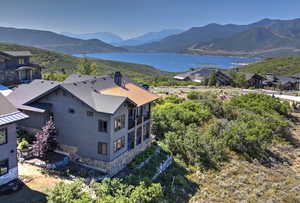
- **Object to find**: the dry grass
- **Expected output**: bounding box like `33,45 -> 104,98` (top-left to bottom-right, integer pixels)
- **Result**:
189,113 -> 300,203
0,163 -> 68,203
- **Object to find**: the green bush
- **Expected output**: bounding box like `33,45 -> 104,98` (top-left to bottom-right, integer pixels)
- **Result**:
18,139 -> 29,150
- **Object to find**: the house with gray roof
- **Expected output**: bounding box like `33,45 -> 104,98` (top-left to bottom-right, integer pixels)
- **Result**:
262,73 -> 299,90
0,94 -> 28,186
8,72 -> 158,175
0,51 -> 42,86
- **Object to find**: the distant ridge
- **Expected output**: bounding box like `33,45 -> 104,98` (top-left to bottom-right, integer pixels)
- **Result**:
61,32 -> 123,44
127,18 -> 300,57
0,27 -> 126,55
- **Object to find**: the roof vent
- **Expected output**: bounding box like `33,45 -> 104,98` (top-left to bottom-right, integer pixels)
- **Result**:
114,72 -> 122,86
83,81 -> 87,84
41,81 -> 44,83
73,83 -> 77,86
78,75 -> 82,78
51,82 -> 54,84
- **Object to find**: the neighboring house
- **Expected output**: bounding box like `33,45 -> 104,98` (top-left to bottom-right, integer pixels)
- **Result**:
174,69 -> 232,86
263,73 -> 298,90
0,94 -> 28,186
0,51 -> 42,86
291,73 -> 300,90
8,72 -> 158,175
244,73 -> 265,88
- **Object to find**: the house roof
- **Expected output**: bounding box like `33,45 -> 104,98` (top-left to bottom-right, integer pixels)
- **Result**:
244,73 -> 265,81
1,51 -> 32,57
276,76 -> 296,85
0,84 -> 13,96
61,80 -> 128,114
7,80 -> 61,113
292,73 -> 300,79
100,83 -> 159,107
0,94 -> 28,126
63,74 -> 106,83
8,74 -> 158,115
174,69 -> 215,80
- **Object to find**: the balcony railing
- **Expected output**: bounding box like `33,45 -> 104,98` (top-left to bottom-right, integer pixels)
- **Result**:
128,119 -> 135,130
144,112 -> 150,121
137,116 -> 143,125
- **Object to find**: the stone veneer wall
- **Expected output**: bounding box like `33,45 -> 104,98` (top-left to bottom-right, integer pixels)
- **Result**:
59,139 -> 152,176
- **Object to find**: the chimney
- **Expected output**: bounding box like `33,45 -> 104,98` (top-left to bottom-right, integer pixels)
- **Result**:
114,72 -> 122,86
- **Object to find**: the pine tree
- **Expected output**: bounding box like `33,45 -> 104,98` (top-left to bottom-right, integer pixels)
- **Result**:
76,58 -> 97,75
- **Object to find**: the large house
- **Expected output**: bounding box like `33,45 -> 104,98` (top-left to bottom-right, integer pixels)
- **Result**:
0,51 -> 42,85
0,94 -> 28,187
174,69 -> 232,86
244,73 -> 265,88
8,72 -> 158,175
263,73 -> 299,90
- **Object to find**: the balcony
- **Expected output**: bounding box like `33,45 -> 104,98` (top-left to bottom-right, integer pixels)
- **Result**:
137,115 -> 143,125
128,118 -> 135,130
144,112 -> 150,121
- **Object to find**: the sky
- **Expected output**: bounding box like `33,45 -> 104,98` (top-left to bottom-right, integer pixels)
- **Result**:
1,0 -> 300,39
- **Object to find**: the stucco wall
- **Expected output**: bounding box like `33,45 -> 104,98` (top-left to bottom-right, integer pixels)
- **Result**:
38,88 -> 113,162
0,123 -> 17,170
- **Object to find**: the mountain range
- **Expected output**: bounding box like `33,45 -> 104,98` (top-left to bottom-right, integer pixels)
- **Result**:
115,29 -> 184,46
2,18 -> 300,57
62,29 -> 184,46
0,27 -> 126,54
61,32 -> 123,44
127,18 -> 300,57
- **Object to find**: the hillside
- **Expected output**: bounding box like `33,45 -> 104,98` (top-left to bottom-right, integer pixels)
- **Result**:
117,29 -> 184,46
0,27 -> 126,54
128,18 -> 300,57
0,42 -> 172,79
127,23 -> 249,52
195,27 -> 298,54
238,56 -> 300,76
62,32 -> 123,44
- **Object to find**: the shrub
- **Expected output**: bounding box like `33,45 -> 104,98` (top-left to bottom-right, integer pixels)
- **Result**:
18,139 -> 29,150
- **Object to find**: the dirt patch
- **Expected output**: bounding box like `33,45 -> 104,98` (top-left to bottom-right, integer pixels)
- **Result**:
0,163 -> 67,203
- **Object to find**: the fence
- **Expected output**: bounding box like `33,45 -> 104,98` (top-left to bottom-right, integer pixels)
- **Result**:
152,155 -> 173,180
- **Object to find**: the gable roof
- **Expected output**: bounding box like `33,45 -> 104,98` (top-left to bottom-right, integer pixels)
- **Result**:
63,74 -> 106,83
0,94 -> 28,126
8,74 -> 158,115
7,80 -> 61,112
1,51 -> 32,57
61,80 -> 128,114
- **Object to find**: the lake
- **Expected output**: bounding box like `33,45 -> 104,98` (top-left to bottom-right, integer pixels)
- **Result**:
76,52 -> 256,72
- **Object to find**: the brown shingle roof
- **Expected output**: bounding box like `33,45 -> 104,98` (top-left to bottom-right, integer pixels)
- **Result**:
100,83 -> 159,106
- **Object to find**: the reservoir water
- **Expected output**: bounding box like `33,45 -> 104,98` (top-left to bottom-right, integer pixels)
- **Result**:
77,52 -> 256,72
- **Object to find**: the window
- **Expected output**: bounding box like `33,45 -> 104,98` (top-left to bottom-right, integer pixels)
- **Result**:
68,108 -> 75,114
18,58 -> 25,65
127,131 -> 135,150
87,111 -> 94,117
98,142 -> 107,155
114,115 -> 125,132
0,159 -> 8,176
98,120 -> 108,132
0,128 -> 7,145
114,137 -> 125,152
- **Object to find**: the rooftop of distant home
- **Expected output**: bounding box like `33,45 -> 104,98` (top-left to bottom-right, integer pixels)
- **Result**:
7,72 -> 159,114
0,51 -> 32,57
